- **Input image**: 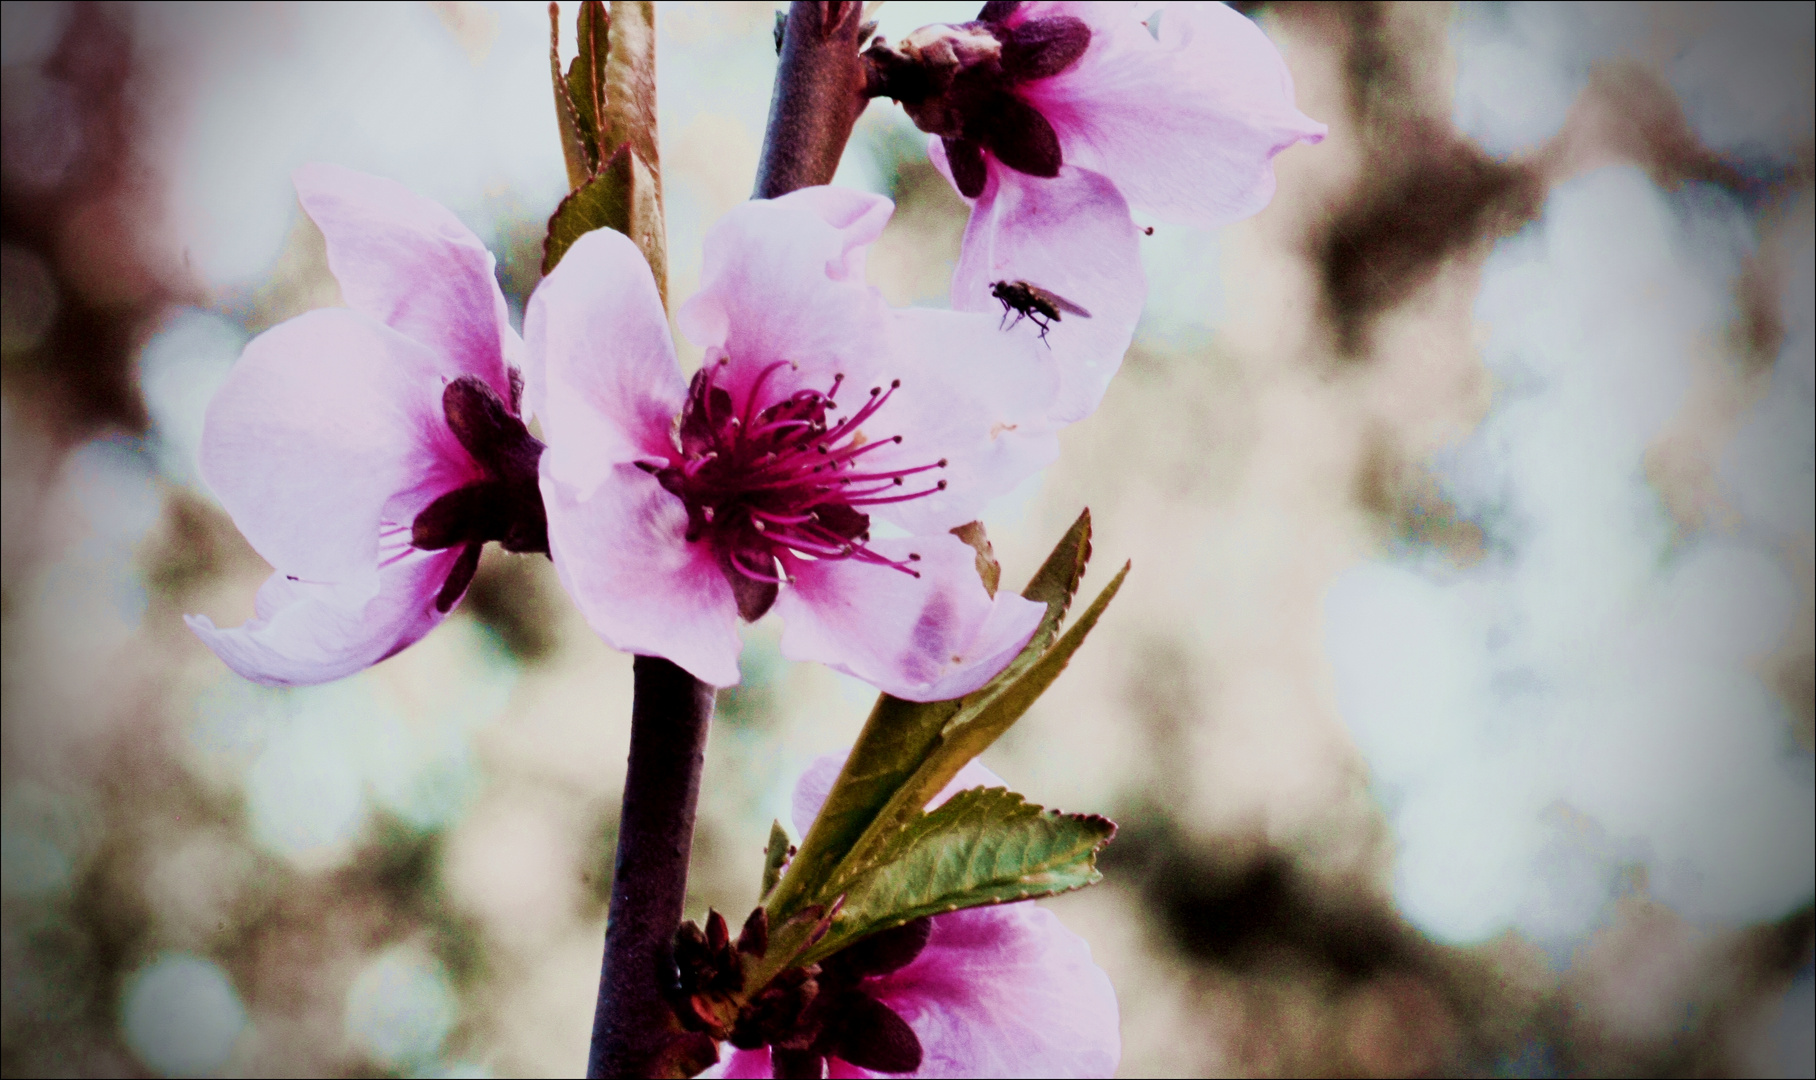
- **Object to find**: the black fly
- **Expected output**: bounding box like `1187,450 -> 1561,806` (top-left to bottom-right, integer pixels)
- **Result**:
990,280 -> 1091,343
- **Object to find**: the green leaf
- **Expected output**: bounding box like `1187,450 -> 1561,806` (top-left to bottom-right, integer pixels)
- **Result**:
996,508 -> 1093,686
763,692 -> 965,918
763,510 -> 1098,921
547,4 -> 594,191
760,820 -> 791,901
542,142 -> 656,275
543,1 -> 665,303
825,560 -> 1130,894
799,787 -> 1115,966
565,0 -> 610,168
600,0 -> 664,306
599,1 -> 661,177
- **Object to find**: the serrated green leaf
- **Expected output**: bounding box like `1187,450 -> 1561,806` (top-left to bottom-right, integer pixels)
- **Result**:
997,508 -> 1092,686
763,692 -> 965,917
543,0 -> 665,304
798,787 -> 1114,966
542,142 -> 661,279
826,561 -> 1129,893
764,510 -> 1099,921
760,820 -> 791,901
548,4 -> 593,191
564,0 -> 610,169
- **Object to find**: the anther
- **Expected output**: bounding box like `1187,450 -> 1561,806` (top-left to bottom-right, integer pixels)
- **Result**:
890,379 -> 901,388
892,435 -> 904,444
936,458 -> 947,467
936,480 -> 948,489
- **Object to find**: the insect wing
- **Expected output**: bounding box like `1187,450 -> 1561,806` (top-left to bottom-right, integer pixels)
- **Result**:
1027,284 -> 1091,319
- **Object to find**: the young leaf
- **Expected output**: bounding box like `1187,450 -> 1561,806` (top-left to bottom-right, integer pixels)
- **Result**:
995,507 -> 1092,686
542,143 -> 657,275
600,0 -> 660,176
547,3 -> 593,190
764,510 -> 1096,920
565,0 -> 610,168
799,787 -> 1114,966
826,561 -> 1130,892
601,0 -> 665,306
760,820 -> 791,901
763,693 -> 965,918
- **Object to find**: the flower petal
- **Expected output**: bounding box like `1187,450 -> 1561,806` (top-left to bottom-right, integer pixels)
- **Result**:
774,534 -> 1043,702
866,903 -> 1121,1078
939,156 -> 1144,424
186,528 -> 462,687
198,308 -> 478,591
677,187 -> 895,407
844,304 -> 1060,534
525,227 -> 685,496
1015,1 -> 1325,227
702,1048 -> 771,1079
541,462 -> 743,687
293,163 -> 516,399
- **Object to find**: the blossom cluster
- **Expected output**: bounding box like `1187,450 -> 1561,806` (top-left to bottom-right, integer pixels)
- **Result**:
187,3 -> 1319,1076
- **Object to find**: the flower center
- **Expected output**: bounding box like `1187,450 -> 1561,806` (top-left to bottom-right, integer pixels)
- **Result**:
648,359 -> 947,621
410,375 -> 548,613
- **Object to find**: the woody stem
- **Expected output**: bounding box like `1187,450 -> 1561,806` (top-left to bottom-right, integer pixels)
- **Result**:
754,1 -> 871,198
589,4 -> 869,1075
588,657 -> 715,1078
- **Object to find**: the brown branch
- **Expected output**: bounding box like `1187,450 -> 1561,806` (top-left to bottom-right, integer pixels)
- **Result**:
587,657 -> 717,1078
754,1 -> 872,198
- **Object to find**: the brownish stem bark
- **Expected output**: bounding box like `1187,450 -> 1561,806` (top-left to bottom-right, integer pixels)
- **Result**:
754,1 -> 872,198
587,656 -> 715,1078
589,6 -> 871,1074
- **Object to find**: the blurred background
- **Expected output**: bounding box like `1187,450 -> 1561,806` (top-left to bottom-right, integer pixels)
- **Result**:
2,1 -> 1811,1075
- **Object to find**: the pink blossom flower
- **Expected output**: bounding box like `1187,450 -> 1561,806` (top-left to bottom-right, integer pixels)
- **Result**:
186,164 -> 542,685
876,1 -> 1325,421
712,752 -> 1121,1078
527,188 -> 1053,701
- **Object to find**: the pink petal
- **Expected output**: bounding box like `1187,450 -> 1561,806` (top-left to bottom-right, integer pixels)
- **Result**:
198,308 -> 479,591
677,188 -> 894,408
293,163 -> 516,399
701,1047 -> 770,1079
185,526 -> 463,687
1016,1 -> 1325,227
540,462 -> 743,687
774,534 -> 1044,703
866,903 -> 1120,1078
524,227 -> 685,496
940,157 -> 1144,424
841,304 -> 1060,534
792,753 -> 1007,837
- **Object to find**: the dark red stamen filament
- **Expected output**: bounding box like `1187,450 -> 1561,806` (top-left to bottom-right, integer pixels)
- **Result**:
650,359 -> 947,620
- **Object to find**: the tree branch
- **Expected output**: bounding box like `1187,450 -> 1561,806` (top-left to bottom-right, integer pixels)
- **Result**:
754,1 -> 871,198
587,657 -> 716,1078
